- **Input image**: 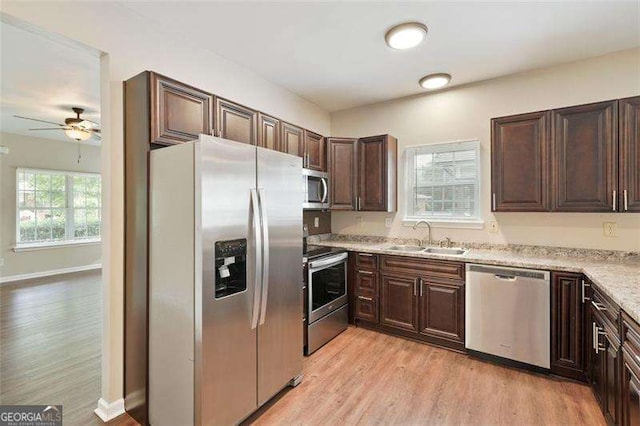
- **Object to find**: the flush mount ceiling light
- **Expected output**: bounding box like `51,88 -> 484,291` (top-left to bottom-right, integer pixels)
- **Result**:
419,73 -> 452,90
385,22 -> 428,50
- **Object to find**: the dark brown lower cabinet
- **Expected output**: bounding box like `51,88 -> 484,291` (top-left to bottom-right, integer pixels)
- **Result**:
352,253 -> 465,351
380,274 -> 419,332
622,313 -> 640,426
418,279 -> 464,344
592,311 -> 621,425
551,272 -> 586,381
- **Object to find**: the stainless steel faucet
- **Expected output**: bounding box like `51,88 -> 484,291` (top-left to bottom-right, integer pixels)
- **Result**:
412,220 -> 432,246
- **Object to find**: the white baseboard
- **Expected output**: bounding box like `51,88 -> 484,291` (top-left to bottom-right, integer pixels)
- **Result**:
0,263 -> 101,284
94,397 -> 125,422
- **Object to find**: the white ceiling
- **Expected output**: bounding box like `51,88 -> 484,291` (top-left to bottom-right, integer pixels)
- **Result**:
0,20 -> 101,144
121,1 -> 640,112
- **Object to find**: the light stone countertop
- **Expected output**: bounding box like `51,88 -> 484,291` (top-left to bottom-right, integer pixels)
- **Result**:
311,239 -> 640,324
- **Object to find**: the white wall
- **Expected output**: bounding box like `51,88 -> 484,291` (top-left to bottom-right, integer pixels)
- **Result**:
0,133 -> 102,278
331,48 -> 640,252
0,1 -> 332,410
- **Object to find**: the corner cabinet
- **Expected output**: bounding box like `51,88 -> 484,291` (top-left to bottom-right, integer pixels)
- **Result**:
328,135 -> 397,212
491,111 -> 550,211
619,96 -> 640,212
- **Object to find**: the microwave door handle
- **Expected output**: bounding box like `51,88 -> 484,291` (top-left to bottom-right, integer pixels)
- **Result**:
250,189 -> 262,330
320,178 -> 328,203
258,188 -> 270,326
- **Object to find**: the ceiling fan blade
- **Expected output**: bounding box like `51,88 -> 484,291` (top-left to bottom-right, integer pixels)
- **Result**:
28,128 -> 68,131
14,115 -> 65,126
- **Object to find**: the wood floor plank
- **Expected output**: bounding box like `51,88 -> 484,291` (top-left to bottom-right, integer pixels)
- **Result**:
246,326 -> 604,426
0,271 -> 137,426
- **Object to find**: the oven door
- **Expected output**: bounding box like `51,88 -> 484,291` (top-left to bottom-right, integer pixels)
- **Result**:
308,252 -> 348,323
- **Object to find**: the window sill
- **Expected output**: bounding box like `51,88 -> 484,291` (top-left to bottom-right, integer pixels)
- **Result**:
402,218 -> 485,230
13,239 -> 101,252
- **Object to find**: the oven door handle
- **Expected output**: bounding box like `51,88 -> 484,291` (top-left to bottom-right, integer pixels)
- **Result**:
308,252 -> 348,270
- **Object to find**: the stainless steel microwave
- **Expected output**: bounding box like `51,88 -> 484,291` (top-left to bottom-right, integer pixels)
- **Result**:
303,169 -> 329,210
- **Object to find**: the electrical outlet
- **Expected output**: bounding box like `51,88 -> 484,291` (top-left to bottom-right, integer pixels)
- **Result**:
356,217 -> 363,228
0,257 -> 4,267
384,218 -> 393,228
489,221 -> 499,233
314,217 -> 319,228
603,222 -> 618,237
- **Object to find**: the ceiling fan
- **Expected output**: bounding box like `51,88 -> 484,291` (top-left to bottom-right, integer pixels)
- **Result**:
14,107 -> 101,141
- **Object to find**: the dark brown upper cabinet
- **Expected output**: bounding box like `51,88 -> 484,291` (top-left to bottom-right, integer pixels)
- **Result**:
304,130 -> 326,172
552,100 -> 618,212
257,113 -> 280,151
280,122 -> 304,157
215,97 -> 258,145
327,138 -> 358,210
149,72 -> 214,146
619,96 -> 640,212
358,135 -> 397,212
491,111 -> 551,211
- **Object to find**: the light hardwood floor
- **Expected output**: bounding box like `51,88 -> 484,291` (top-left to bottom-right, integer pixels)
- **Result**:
247,326 -> 605,426
0,270 -> 135,426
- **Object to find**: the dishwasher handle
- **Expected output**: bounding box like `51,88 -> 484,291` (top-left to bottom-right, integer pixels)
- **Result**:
494,274 -> 517,281
466,264 -> 549,281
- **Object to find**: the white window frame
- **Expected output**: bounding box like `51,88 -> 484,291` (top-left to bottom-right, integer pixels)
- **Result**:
403,140 -> 484,229
14,167 -> 102,250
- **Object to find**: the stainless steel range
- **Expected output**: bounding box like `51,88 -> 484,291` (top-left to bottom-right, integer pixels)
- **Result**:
304,245 -> 348,354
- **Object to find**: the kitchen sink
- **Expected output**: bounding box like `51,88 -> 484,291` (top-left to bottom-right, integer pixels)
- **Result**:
386,245 -> 425,252
422,247 -> 469,256
384,245 -> 469,256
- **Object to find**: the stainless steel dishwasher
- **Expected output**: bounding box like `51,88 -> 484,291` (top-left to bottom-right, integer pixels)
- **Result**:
465,264 -> 550,369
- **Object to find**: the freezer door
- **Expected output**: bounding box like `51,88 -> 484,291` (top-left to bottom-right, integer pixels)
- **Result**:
198,136 -> 259,425
256,147 -> 304,405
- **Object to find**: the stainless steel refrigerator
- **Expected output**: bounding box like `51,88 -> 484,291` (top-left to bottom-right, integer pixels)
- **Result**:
148,135 -> 303,425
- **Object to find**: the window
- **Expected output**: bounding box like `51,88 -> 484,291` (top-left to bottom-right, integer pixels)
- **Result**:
16,168 -> 101,247
405,140 -> 481,225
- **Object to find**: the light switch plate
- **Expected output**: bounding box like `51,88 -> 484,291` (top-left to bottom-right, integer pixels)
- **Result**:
0,257 -> 4,267
603,222 -> 617,237
314,217 -> 319,228
489,221 -> 498,233
356,217 -> 363,227
384,218 -> 393,228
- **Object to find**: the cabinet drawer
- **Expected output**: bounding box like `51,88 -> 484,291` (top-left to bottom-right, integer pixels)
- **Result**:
592,286 -> 620,330
355,295 -> 378,323
380,255 -> 464,281
356,252 -> 378,270
355,270 -> 378,296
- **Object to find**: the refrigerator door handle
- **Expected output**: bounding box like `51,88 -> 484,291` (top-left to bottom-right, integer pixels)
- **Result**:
250,189 -> 262,330
258,188 -> 270,326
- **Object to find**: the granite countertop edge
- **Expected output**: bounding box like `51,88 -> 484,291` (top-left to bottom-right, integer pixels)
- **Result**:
312,240 -> 640,325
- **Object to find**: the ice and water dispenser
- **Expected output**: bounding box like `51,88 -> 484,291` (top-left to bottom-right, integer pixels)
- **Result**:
214,238 -> 247,299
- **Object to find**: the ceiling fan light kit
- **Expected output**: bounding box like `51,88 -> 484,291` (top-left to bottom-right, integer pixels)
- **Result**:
14,107 -> 101,142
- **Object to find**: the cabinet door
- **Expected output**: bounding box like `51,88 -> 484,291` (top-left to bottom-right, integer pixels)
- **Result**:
619,96 -> 640,212
622,351 -> 640,426
257,113 -> 280,151
281,122 -> 304,157
380,274 -> 418,332
552,100 -> 618,212
358,135 -> 397,212
418,279 -> 464,344
591,320 -> 605,407
355,270 -> 378,296
491,111 -> 551,211
150,73 -> 213,146
355,295 -> 378,323
215,98 -> 257,145
604,335 -> 621,425
304,131 -> 326,172
328,138 -> 358,210
551,272 -> 585,381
